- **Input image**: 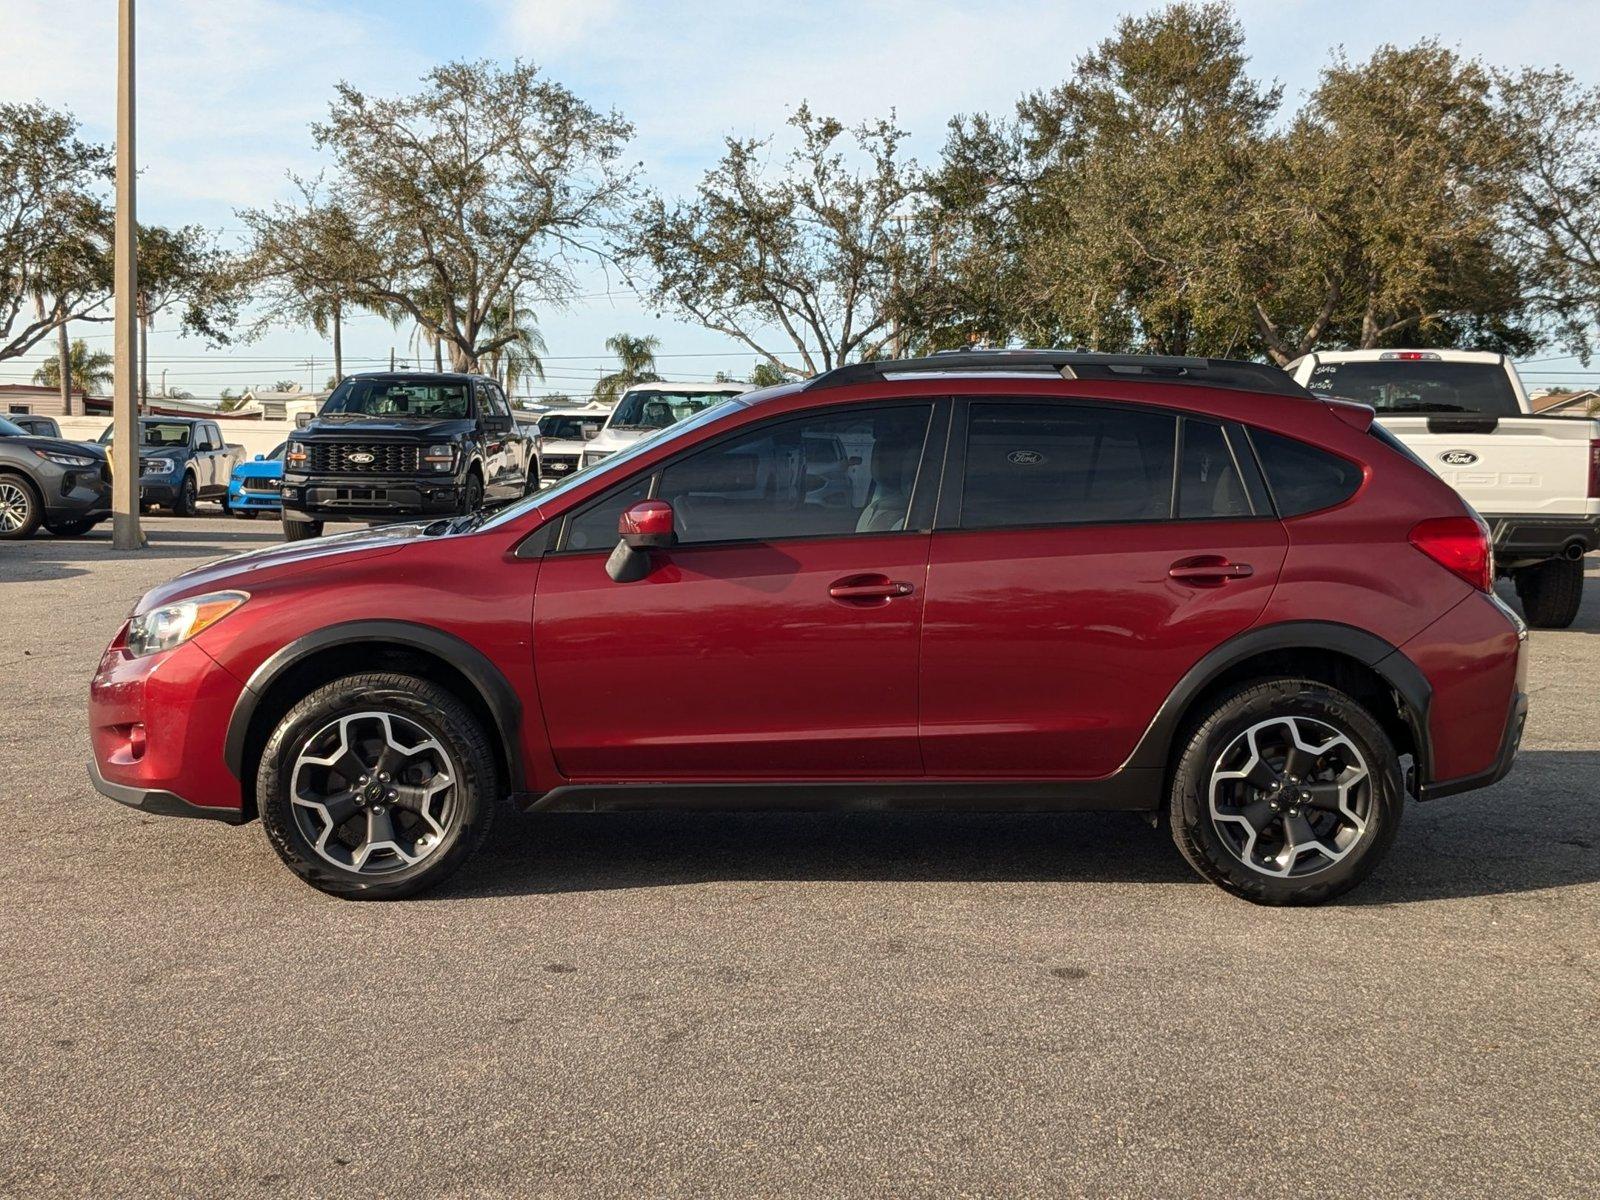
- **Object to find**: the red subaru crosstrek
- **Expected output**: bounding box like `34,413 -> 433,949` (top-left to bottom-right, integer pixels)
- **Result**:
88,352 -> 1528,904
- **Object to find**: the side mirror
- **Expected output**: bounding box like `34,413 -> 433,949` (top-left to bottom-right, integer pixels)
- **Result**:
606,499 -> 675,582
254,454 -> 265,461
295,412 -> 312,429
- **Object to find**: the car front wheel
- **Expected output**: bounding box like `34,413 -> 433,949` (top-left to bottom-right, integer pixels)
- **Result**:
1169,679 -> 1403,906
0,476 -> 43,540
172,473 -> 197,517
257,673 -> 499,899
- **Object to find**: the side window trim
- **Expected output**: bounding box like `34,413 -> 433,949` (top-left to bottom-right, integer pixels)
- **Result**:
1173,415 -> 1272,521
552,399 -> 945,554
1223,422 -> 1273,517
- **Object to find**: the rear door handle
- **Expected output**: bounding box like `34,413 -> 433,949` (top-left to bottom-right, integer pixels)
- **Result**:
1168,557 -> 1254,585
829,574 -> 915,602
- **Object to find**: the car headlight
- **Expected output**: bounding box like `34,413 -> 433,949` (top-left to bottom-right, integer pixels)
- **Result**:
425,443 -> 455,472
126,591 -> 249,658
139,457 -> 176,475
34,448 -> 97,468
583,449 -> 613,467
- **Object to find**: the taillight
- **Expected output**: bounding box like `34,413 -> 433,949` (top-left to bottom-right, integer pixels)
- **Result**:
1588,439 -> 1599,499
1409,515 -> 1494,592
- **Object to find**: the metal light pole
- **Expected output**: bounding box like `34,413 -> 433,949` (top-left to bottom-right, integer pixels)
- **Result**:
111,0 -> 143,549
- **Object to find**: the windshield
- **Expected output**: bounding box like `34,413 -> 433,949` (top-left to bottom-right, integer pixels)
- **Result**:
609,389 -> 732,432
475,397 -> 744,533
1305,361 -> 1520,416
539,414 -> 602,441
322,377 -> 472,420
139,422 -> 193,448
0,417 -> 23,437
267,441 -> 286,460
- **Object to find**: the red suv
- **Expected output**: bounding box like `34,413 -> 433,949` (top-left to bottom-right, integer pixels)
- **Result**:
88,352 -> 1528,904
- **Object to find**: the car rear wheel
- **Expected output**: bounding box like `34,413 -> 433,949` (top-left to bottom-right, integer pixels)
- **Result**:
1514,557 -> 1584,629
0,476 -> 43,540
257,673 -> 498,899
1169,679 -> 1403,906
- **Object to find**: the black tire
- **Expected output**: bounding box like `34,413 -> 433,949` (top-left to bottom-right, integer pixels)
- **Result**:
234,509 -> 258,520
46,518 -> 98,537
1514,557 -> 1584,629
282,516 -> 323,541
257,673 -> 499,900
219,490 -> 232,513
1169,679 -> 1403,906
172,472 -> 197,517
0,473 -> 43,540
460,472 -> 484,516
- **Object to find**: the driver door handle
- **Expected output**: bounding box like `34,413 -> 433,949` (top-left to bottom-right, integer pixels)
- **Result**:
1168,556 -> 1254,585
829,574 -> 914,602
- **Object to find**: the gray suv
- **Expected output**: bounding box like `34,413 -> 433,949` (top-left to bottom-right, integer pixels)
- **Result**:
0,415 -> 111,539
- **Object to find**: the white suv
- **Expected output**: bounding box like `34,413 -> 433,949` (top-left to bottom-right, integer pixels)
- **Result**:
536,407 -> 608,486
581,381 -> 753,469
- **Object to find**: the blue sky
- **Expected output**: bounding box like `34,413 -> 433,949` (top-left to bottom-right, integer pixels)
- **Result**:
3,0 -> 1598,399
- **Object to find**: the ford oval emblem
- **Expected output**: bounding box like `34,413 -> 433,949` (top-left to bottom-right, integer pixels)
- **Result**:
1008,449 -> 1045,466
1439,449 -> 1479,466
347,451 -> 375,464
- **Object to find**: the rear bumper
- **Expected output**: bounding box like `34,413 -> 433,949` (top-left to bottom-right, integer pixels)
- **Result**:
1417,688 -> 1528,801
1482,513 -> 1600,565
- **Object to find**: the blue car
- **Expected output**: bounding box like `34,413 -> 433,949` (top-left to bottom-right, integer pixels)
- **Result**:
227,442 -> 285,518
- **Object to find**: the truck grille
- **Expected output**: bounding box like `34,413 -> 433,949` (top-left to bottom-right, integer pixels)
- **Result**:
308,443 -> 422,474
542,453 -> 580,477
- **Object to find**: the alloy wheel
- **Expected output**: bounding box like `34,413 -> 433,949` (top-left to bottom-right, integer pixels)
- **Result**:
1208,715 -> 1372,878
0,481 -> 31,532
289,710 -> 459,875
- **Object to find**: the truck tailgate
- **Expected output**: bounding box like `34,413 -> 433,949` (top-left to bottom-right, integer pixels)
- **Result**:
1378,415 -> 1597,516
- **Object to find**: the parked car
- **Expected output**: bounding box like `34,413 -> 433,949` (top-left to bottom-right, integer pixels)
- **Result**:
1287,349 -> 1600,628
0,414 -> 110,539
6,413 -> 62,438
89,350 -> 1527,906
98,417 -> 246,516
280,372 -> 538,541
580,381 -> 753,469
227,443 -> 286,519
536,408 -> 606,485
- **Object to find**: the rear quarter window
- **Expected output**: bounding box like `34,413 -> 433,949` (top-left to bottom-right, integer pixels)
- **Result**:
1248,428 -> 1363,516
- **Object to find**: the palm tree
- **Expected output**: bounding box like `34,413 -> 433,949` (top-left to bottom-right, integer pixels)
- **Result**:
478,300 -> 547,399
593,333 -> 662,405
33,339 -> 114,395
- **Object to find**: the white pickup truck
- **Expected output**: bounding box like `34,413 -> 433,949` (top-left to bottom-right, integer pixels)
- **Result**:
1287,349 -> 1600,628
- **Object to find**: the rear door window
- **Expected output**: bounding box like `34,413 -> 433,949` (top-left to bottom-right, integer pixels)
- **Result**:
1248,429 -> 1363,516
959,402 -> 1176,529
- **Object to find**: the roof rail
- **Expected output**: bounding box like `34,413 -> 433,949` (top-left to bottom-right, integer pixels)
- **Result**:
804,349 -> 1311,398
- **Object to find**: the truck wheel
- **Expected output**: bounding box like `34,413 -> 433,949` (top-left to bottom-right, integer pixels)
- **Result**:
256,672 -> 499,899
172,473 -> 197,517
1168,679 -> 1403,906
1515,557 -> 1584,629
282,516 -> 324,541
461,473 -> 484,516
0,475 -> 43,540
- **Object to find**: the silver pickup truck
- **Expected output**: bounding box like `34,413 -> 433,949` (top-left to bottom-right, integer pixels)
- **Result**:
1288,349 -> 1600,628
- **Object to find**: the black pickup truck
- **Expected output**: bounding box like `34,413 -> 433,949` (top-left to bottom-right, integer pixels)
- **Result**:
280,372 -> 538,540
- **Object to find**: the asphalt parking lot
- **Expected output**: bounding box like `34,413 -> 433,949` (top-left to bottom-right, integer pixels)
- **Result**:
2,514 -> 1596,1198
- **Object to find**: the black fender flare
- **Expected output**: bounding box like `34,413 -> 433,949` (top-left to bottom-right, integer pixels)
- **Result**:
1120,620 -> 1433,782
223,620 -> 525,790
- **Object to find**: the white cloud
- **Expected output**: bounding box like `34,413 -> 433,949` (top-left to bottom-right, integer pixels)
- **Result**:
495,0 -> 621,52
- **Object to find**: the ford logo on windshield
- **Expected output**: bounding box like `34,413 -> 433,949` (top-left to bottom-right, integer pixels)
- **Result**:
1008,450 -> 1046,466
1440,449 -> 1479,467
347,451 -> 376,464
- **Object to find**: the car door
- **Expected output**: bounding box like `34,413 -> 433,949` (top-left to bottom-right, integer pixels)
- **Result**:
193,424 -> 217,493
532,401 -> 942,780
919,399 -> 1288,778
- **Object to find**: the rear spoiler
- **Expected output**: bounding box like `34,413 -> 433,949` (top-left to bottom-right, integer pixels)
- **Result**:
1321,396 -> 1375,432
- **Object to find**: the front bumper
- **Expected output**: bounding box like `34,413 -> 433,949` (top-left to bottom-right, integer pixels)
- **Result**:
34,459 -> 112,523
229,479 -> 283,511
88,632 -> 248,822
281,474 -> 463,522
1483,513 -> 1600,566
138,474 -> 182,506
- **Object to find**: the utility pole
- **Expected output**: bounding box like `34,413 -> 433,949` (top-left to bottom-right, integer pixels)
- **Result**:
159,367 -> 167,398
389,346 -> 395,372
56,314 -> 72,417
111,0 -> 143,549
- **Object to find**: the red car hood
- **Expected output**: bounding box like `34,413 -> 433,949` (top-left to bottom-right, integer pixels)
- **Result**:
134,523 -> 429,614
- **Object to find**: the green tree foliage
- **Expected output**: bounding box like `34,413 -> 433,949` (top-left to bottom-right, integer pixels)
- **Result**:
31,338 -> 112,393
0,103 -> 111,362
593,332 -> 660,404
311,60 -> 635,372
622,105 -> 938,376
